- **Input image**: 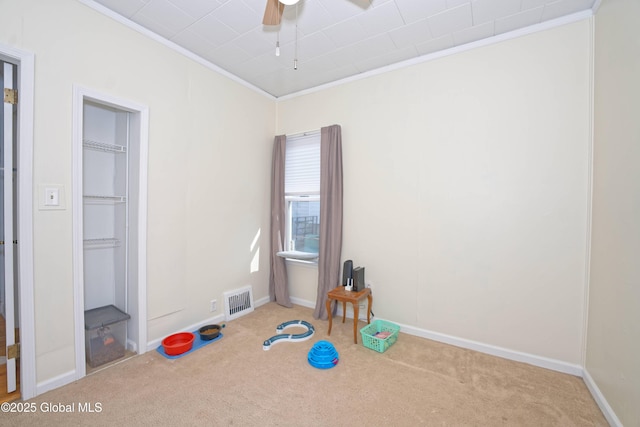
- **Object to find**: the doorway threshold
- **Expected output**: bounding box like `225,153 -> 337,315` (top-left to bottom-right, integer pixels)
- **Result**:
86,350 -> 137,376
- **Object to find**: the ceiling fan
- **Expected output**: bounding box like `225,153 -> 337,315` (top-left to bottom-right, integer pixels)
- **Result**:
262,0 -> 300,26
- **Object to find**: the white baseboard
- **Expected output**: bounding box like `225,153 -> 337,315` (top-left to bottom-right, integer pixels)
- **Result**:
37,370 -> 77,396
145,295 -> 270,352
583,369 -> 622,427
38,297 -> 273,395
292,298 -> 623,424
145,313 -> 226,352
126,339 -> 138,354
290,296 -> 315,309
254,295 -> 271,308
399,323 -> 584,376
293,297 -> 582,376
34,299 -> 621,427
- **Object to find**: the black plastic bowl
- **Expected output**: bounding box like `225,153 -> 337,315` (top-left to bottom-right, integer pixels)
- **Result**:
198,323 -> 225,341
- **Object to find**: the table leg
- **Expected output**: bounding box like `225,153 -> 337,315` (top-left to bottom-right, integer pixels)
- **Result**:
367,294 -> 372,324
341,301 -> 346,323
326,298 -> 333,336
352,302 -> 359,344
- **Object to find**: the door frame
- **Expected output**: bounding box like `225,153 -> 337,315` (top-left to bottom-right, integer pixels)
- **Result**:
72,85 -> 148,379
0,44 -> 36,400
3,58 -> 18,394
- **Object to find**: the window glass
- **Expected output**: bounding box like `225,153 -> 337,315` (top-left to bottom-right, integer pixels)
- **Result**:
287,198 -> 320,253
284,131 -> 321,258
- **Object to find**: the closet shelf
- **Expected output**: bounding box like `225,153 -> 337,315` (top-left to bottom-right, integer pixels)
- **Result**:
83,139 -> 127,153
83,238 -> 121,249
83,195 -> 127,203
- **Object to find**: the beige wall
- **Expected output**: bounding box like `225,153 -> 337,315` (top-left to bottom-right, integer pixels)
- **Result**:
4,0 -> 626,410
589,0 -> 640,425
278,20 -> 592,365
0,0 -> 275,383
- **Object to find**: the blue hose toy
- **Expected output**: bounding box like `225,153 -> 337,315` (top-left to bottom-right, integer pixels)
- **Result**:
263,320 -> 315,351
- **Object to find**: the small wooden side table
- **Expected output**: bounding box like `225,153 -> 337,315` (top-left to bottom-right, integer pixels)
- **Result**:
326,286 -> 372,344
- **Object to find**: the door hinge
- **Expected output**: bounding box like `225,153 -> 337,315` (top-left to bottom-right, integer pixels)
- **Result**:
7,343 -> 20,359
4,88 -> 18,104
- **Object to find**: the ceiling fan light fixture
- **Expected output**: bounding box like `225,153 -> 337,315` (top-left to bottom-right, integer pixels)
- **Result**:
279,0 -> 300,5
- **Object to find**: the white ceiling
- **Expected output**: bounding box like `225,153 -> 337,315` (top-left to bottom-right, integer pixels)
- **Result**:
90,0 -> 597,98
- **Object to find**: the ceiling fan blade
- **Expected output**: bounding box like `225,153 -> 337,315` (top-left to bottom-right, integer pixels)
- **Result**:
262,0 -> 284,26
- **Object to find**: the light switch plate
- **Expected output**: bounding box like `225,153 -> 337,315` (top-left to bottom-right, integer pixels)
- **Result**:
39,184 -> 66,210
44,187 -> 59,206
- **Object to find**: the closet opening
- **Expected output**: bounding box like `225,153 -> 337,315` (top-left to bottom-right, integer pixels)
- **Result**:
72,88 -> 148,378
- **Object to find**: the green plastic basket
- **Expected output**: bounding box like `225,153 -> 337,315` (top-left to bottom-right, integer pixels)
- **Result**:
360,320 -> 400,353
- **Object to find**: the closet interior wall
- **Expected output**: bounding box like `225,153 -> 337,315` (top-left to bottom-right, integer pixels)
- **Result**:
83,102 -> 128,312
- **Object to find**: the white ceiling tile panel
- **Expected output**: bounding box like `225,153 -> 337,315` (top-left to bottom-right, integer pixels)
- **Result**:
471,0 -> 523,25
284,28 -> 304,47
205,43 -> 253,70
234,56 -> 284,81
274,79 -> 309,96
452,21 -> 494,45
388,18 -> 432,48
254,81 -> 287,97
394,0 -> 448,24
241,0 -> 270,14
541,0 -> 596,21
280,1 -> 333,35
369,0 -> 394,8
130,13 -> 180,39
447,0 -> 471,7
133,0 -> 194,34
294,32 -> 337,60
325,42 -> 364,66
263,21 -> 298,46
299,63 -> 362,90
323,19 -> 369,47
210,0 -> 261,34
189,14 -> 238,47
91,0 -> 597,97
357,1 -> 406,37
522,0 -> 555,9
415,34 -> 455,56
94,0 -> 148,18
427,3 -> 473,38
298,55 -> 341,75
272,44 -> 298,67
233,28 -> 277,57
264,58 -> 344,91
170,29 -> 218,57
494,7 -> 544,35
356,45 -> 418,72
318,0 -> 371,22
329,33 -> 397,65
253,69 -> 298,95
167,0 -> 222,20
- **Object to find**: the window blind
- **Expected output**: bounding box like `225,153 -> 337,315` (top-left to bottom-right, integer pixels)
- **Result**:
285,132 -> 320,195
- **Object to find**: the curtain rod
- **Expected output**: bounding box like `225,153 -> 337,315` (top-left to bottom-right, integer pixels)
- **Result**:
286,128 -> 320,138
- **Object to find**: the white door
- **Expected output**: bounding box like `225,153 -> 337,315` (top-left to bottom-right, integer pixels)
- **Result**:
1,60 -> 17,393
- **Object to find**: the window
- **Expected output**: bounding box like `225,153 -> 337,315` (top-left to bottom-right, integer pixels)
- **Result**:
284,132 -> 320,259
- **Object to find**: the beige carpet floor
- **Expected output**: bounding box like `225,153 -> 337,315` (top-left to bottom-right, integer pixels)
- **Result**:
4,302 -> 606,426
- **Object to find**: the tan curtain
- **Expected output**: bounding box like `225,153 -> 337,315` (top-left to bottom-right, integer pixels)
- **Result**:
314,125 -> 343,319
269,135 -> 292,307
